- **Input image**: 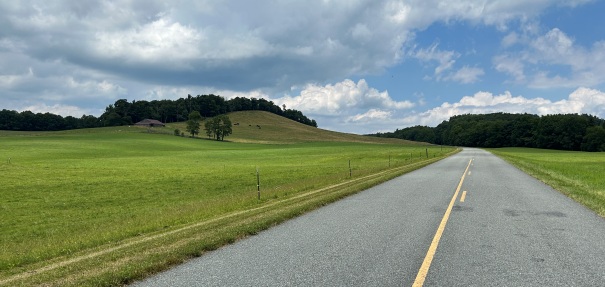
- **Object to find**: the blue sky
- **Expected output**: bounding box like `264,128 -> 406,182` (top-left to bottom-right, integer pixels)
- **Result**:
1,0 -> 604,134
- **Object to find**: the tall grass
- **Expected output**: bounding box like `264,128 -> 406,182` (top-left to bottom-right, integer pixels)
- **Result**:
0,126 -> 455,285
488,148 -> 605,217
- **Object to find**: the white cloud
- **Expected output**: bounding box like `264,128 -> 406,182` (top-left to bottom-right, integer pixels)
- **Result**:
411,44 -> 484,84
21,103 -> 96,117
496,27 -> 605,88
138,85 -> 271,103
348,109 -> 392,122
93,17 -> 208,64
562,87 -> 605,116
385,1 -> 411,24
411,43 -> 459,78
267,79 -> 415,133
274,79 -> 414,116
530,28 -> 575,63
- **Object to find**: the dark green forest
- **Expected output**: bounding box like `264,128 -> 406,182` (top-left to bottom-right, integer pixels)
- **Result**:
372,113 -> 605,152
0,94 -> 317,131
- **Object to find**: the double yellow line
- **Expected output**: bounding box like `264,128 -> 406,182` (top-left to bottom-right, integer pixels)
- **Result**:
412,158 -> 473,286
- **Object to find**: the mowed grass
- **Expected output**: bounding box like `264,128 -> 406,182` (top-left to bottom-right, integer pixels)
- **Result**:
0,113 -> 456,286
488,147 -> 605,217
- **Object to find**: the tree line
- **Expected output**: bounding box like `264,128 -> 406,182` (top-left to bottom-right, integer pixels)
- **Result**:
0,94 -> 317,131
0,110 -> 101,131
371,113 -> 605,152
100,94 -> 316,128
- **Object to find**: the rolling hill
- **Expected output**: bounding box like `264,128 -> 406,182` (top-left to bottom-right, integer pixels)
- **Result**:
165,110 -> 420,144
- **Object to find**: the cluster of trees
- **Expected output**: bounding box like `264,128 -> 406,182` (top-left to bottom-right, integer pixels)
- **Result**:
100,94 -> 317,128
0,109 -> 101,131
0,94 -> 317,132
177,111 -> 233,141
204,115 -> 232,141
372,113 -> 605,152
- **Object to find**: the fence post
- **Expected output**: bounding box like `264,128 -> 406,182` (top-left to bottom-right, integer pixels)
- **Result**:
256,167 -> 260,200
349,160 -> 352,177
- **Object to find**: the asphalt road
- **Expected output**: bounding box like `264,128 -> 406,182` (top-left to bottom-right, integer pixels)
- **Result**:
132,148 -> 605,286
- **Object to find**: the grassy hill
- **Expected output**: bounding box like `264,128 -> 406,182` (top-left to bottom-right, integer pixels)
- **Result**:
166,110 -> 420,144
0,111 -> 422,145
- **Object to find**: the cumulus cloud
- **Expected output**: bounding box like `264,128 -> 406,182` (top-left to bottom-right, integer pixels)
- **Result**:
274,79 -> 413,116
267,79 -> 414,133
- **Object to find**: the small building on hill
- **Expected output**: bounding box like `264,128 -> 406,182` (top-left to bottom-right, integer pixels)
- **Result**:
134,119 -> 166,127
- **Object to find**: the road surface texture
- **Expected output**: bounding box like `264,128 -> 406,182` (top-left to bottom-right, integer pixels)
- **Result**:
133,148 -> 605,286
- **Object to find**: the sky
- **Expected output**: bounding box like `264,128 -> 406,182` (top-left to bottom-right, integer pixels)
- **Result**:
1,0 -> 605,134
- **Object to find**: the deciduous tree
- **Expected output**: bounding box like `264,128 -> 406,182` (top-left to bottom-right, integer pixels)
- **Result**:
204,115 -> 233,141
186,111 -> 202,137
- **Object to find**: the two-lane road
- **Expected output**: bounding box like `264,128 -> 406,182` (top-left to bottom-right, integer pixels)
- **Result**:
133,148 -> 605,286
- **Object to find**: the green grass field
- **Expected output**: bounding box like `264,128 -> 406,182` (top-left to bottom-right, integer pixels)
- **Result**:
0,111 -> 456,286
488,148 -> 605,217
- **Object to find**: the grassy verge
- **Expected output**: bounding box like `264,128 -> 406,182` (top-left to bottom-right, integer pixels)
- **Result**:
0,127 -> 457,286
488,148 -> 605,217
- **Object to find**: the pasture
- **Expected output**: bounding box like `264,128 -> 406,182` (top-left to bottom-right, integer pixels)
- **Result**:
488,148 -> 605,217
0,116 -> 456,286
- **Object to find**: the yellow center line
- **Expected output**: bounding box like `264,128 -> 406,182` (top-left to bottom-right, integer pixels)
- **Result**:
412,158 -> 473,287
460,191 -> 467,202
